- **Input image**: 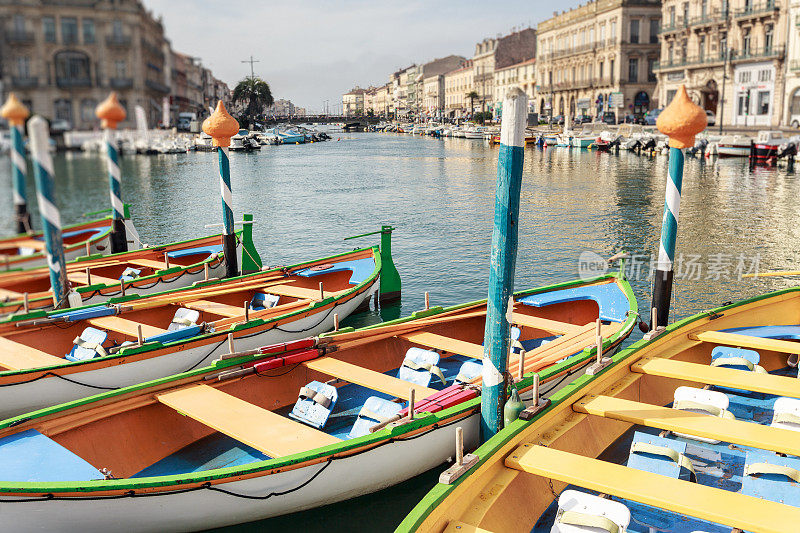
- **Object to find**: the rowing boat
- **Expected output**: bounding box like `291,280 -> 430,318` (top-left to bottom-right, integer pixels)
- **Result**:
0,273 -> 635,531
400,288 -> 800,533
0,232 -> 237,316
0,246 -> 380,418
0,209 -> 138,270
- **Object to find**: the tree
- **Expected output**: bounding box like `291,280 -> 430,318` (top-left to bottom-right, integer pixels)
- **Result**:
232,77 -> 274,125
466,91 -> 479,115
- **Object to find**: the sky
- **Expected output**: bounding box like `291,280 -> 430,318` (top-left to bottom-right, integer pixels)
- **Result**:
145,0 -> 584,113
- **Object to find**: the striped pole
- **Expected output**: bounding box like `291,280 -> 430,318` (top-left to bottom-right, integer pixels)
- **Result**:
1,94 -> 32,234
27,116 -> 68,308
651,85 -> 706,329
96,93 -> 128,253
203,100 -> 240,278
481,87 -> 527,441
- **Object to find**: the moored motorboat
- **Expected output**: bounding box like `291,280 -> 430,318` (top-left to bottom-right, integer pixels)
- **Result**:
717,134 -> 753,157
753,130 -> 786,163
400,289 -> 800,532
0,272 -> 636,532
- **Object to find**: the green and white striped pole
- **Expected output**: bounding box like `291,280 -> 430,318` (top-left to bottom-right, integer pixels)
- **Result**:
651,86 -> 706,329
203,100 -> 240,278
481,87 -> 527,441
27,116 -> 68,308
96,92 -> 128,253
1,94 -> 32,234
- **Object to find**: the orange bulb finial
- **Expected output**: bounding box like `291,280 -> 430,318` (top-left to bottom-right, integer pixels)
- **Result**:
95,92 -> 127,129
656,85 -> 707,149
0,93 -> 30,126
202,100 -> 239,147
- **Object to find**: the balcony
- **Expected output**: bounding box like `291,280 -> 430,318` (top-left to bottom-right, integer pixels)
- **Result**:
791,60 -> 800,72
654,52 -> 727,71
659,18 -> 688,34
56,77 -> 92,88
11,76 -> 38,88
145,79 -> 170,94
732,45 -> 784,61
105,34 -> 132,47
735,1 -> 778,19
109,77 -> 133,89
688,11 -> 726,27
5,30 -> 35,44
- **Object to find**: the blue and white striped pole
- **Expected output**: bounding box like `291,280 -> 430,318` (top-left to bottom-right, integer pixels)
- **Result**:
203,100 -> 240,278
651,86 -> 706,329
1,94 -> 32,234
96,93 -> 128,253
217,145 -> 238,277
27,116 -> 68,308
481,87 -> 527,440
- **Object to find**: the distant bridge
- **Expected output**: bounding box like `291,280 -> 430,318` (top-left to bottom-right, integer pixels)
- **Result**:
261,116 -> 381,126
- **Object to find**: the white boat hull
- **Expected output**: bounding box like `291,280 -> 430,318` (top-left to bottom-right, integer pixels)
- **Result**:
0,412 -> 479,532
717,145 -> 750,157
0,279 -> 377,419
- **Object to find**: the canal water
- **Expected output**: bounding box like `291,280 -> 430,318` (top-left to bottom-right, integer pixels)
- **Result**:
1,133 -> 799,531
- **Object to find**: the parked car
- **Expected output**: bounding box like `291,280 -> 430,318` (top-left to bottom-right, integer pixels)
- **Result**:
573,115 -> 592,124
601,112 -> 617,125
644,108 -> 663,125
705,110 -> 716,126
552,115 -> 565,125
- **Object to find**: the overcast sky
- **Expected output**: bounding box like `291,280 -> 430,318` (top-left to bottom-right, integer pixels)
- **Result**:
145,0 -> 583,113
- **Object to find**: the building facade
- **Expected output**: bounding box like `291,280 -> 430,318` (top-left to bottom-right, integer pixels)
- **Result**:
443,59 -> 474,117
657,0 -> 787,127
472,28 -> 537,114
787,0 -> 800,126
342,87 -> 365,116
536,0 -> 660,120
493,58 -> 536,111
1,0 -> 172,128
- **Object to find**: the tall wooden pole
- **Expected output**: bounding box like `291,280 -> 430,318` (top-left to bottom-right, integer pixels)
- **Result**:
1,94 -> 32,234
480,87 -> 527,440
203,100 -> 240,278
27,116 -> 68,308
651,85 -> 706,329
96,92 -> 128,253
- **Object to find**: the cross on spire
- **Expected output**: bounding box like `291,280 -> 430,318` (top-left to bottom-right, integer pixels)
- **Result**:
241,55 -> 259,79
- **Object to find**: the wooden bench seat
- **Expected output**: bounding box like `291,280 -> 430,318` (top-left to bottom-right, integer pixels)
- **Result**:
505,445 -> 800,532
513,322 -> 617,375
0,287 -> 23,300
87,316 -> 167,339
574,394 -> 800,457
510,313 -> 582,335
632,357 -> 800,398
11,239 -> 46,251
690,330 -> 800,354
0,337 -> 65,370
398,332 -> 484,359
304,357 -> 436,401
156,385 -> 341,457
127,258 -> 169,270
182,299 -> 244,318
265,284 -> 337,301
67,271 -> 119,287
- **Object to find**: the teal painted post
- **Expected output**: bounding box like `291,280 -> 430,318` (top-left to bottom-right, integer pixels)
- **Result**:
480,88 -> 528,441
217,146 -> 238,277
105,128 -> 128,253
27,116 -> 68,308
651,147 -> 683,327
10,124 -> 32,234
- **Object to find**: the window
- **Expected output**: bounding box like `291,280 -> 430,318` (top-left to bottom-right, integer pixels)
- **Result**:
80,99 -> 97,123
611,21 -> 617,39
610,59 -> 615,81
720,33 -> 727,57
743,28 -> 751,55
630,19 -> 640,44
590,27 -> 595,43
599,61 -> 604,79
669,6 -> 676,25
649,19 -> 659,43
699,36 -> 706,60
648,58 -> 657,82
115,60 -> 126,78
112,20 -> 123,38
61,17 -> 78,44
580,29 -> 585,46
13,14 -> 25,34
82,18 -> 95,43
758,69 -> 772,82
667,89 -> 677,103
738,93 -> 748,115
682,2 -> 689,23
628,58 -> 639,82
791,89 -> 800,115
757,91 -> 770,115
765,24 -> 773,53
739,71 -> 751,83
701,0 -> 708,16
16,57 -> 30,77
599,23 -> 605,42
668,43 -> 674,63
54,99 -> 73,122
54,51 -> 91,85
43,16 -> 55,42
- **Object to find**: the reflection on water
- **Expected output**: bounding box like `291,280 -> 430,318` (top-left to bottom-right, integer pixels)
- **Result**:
1,133 -> 799,530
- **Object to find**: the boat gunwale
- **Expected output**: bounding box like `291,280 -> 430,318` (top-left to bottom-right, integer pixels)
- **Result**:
3,217 -> 115,267
0,273 -> 637,495
396,285 -> 800,532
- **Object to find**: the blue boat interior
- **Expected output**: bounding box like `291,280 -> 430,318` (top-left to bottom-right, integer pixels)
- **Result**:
534,327 -> 800,533
517,282 -> 629,323
294,257 -> 376,286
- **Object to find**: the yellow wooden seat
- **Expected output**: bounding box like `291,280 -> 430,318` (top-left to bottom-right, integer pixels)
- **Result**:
181,299 -> 244,318
156,385 -> 341,457
443,522 -> 495,533
87,316 -> 167,339
67,271 -> 119,287
11,239 -> 46,251
304,357 -> 436,401
690,330 -> 800,354
398,331 -> 484,359
0,287 -> 23,300
510,313 -> 582,335
265,284 -> 336,300
574,394 -> 800,457
505,445 -> 800,533
0,337 -> 65,370
632,357 -> 800,398
127,259 -> 170,270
